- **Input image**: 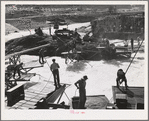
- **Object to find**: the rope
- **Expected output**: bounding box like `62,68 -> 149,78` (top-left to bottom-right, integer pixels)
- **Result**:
109,96 -> 114,103
40,73 -> 53,92
44,58 -> 51,71
125,39 -> 144,74
64,92 -> 70,101
38,57 -> 54,92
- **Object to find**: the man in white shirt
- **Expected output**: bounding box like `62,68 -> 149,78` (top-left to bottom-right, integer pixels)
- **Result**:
50,59 -> 60,89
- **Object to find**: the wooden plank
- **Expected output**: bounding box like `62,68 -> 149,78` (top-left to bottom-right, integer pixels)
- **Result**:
25,101 -> 37,106
21,103 -> 37,109
24,97 -> 32,101
7,83 -> 24,92
25,91 -> 38,95
12,101 -> 24,108
30,98 -> 40,102
26,90 -> 48,96
46,84 -> 66,103
47,103 -> 70,109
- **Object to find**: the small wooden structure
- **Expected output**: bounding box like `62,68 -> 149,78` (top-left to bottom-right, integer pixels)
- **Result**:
71,95 -> 109,109
112,86 -> 144,109
6,83 -> 25,106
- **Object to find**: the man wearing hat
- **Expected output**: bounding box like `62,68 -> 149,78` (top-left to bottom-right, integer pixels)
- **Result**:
75,75 -> 88,109
50,59 -> 61,89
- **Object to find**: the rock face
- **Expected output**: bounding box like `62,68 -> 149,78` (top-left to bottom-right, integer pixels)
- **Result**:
91,12 -> 144,40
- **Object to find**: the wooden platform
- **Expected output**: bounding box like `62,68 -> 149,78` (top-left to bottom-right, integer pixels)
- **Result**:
5,80 -> 67,109
5,81 -> 54,109
112,86 -> 144,109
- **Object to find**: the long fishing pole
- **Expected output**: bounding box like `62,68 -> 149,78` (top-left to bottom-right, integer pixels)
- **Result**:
125,39 -> 144,74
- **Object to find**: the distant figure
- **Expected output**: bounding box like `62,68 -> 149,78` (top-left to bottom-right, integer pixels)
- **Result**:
105,38 -> 110,47
73,28 -> 81,43
35,27 -> 43,36
131,38 -> 134,52
50,59 -> 61,89
72,37 -> 77,50
75,75 -> 88,109
74,28 -> 79,37
13,63 -> 24,79
116,69 -> 128,90
39,48 -> 46,64
124,39 -> 128,47
137,36 -> 141,46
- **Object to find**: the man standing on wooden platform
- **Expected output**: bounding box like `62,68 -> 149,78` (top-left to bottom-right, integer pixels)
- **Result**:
75,75 -> 88,109
50,59 -> 61,90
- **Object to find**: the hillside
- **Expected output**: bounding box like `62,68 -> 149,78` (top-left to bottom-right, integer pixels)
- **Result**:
6,5 -> 144,30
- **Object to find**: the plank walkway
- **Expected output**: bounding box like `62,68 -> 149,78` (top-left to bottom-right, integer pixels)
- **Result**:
6,81 -> 55,109
112,86 -> 144,109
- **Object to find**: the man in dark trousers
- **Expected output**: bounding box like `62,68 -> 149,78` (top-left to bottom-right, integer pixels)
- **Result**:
50,59 -> 61,89
75,75 -> 88,109
131,38 -> 134,52
116,69 -> 128,90
39,48 -> 46,64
